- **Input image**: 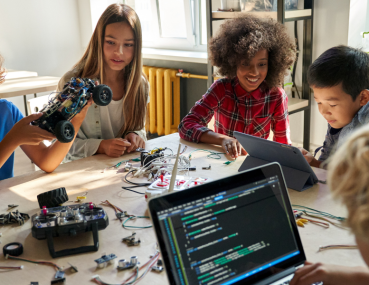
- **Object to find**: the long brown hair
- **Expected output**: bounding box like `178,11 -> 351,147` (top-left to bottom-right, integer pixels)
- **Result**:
73,4 -> 147,137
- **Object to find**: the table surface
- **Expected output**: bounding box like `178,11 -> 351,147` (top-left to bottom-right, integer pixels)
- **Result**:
0,76 -> 60,98
0,133 -> 364,285
4,69 -> 38,80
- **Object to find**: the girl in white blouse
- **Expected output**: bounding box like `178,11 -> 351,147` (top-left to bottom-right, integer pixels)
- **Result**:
58,3 -> 148,161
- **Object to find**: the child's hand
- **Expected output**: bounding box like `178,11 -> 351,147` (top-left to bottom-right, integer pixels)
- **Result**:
124,133 -> 145,153
97,138 -> 131,157
71,98 -> 93,126
298,147 -> 321,168
10,113 -> 56,146
290,261 -> 369,285
221,137 -> 247,159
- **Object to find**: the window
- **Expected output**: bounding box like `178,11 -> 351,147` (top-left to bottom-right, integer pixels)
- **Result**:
125,0 -> 207,51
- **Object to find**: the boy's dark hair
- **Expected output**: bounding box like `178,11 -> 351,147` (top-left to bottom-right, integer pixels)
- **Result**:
0,54 -> 5,84
208,15 -> 296,89
308,45 -> 369,101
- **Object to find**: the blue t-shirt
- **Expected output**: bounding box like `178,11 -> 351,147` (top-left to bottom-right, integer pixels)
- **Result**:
0,99 -> 24,180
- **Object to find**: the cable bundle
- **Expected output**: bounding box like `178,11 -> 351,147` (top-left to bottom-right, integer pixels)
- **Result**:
5,255 -> 62,271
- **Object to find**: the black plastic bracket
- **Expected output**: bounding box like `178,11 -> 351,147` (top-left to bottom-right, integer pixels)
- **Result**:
46,222 -> 99,258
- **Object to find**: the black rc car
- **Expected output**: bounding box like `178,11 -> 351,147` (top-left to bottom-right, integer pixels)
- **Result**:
32,77 -> 112,143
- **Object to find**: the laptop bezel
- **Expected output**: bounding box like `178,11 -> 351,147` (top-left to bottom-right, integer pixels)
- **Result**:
148,162 -> 306,285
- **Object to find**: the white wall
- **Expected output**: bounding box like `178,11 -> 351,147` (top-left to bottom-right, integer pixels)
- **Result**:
290,0 -> 351,147
0,0 -> 84,114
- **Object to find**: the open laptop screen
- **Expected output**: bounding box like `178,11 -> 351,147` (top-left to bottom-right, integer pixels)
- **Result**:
149,163 -> 305,285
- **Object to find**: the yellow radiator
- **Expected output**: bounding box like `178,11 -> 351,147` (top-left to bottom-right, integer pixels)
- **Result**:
143,66 -> 180,136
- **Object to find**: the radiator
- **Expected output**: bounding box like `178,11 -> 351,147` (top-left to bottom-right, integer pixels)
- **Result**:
143,66 -> 180,136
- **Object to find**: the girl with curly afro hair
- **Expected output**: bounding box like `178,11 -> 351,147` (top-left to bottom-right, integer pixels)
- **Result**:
178,15 -> 296,158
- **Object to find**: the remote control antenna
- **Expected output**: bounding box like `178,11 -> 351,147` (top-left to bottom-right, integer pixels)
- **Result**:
168,144 -> 181,193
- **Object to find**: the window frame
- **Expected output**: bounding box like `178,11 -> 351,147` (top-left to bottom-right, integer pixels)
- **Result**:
125,0 -> 207,52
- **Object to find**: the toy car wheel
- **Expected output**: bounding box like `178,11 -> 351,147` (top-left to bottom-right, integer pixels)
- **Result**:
37,188 -> 69,209
55,120 -> 75,143
93,85 -> 112,106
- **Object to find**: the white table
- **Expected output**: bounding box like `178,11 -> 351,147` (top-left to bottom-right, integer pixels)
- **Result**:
0,134 -> 364,284
0,76 -> 60,115
4,69 -> 38,80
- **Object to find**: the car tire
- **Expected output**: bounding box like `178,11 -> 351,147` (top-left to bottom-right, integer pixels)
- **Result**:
55,120 -> 75,143
93,85 -> 112,106
37,188 -> 69,209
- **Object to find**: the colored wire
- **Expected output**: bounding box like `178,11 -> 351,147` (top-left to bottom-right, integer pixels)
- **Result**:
302,212 -> 347,229
5,255 -> 62,271
124,170 -> 151,187
292,205 -> 346,221
0,266 -> 23,270
318,244 -> 358,252
103,157 -> 141,173
122,216 -> 152,229
121,187 -> 145,195
188,149 -> 235,165
188,149 -> 225,160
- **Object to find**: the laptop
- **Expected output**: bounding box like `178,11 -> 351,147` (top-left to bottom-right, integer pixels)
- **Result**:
149,163 -> 312,285
233,132 -> 318,191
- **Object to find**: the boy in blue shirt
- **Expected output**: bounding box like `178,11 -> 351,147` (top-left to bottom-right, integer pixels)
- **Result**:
300,46 -> 369,167
0,55 -> 91,180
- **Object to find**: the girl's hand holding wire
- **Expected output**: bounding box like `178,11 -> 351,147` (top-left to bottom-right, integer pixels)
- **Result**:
290,261 -> 369,285
221,137 -> 247,159
124,132 -> 145,153
97,138 -> 131,157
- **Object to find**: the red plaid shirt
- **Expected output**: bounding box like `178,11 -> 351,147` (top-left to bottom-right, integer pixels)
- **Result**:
178,77 -> 291,144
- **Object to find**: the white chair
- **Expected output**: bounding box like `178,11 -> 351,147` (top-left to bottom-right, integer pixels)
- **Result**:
27,94 -> 51,115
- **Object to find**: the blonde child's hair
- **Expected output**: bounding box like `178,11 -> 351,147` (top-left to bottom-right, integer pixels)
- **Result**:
0,54 -> 5,84
73,4 -> 147,138
328,124 -> 369,241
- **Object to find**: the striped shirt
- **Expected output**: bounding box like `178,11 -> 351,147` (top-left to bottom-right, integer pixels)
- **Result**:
178,77 -> 291,144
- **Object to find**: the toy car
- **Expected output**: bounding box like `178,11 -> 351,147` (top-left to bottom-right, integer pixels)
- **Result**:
32,77 -> 112,143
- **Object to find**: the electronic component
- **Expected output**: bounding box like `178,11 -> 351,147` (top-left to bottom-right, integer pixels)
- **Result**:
51,270 -> 65,284
95,254 -> 117,268
31,203 -> 109,258
152,265 -> 163,273
122,232 -> 141,246
7,204 -> 18,210
3,242 -> 23,256
68,262 -> 78,273
140,148 -> 166,167
202,164 -> 211,170
117,256 -> 139,270
145,175 -> 212,200
0,211 -> 29,225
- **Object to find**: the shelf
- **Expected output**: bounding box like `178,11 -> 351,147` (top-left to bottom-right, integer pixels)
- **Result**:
212,9 -> 311,21
288,98 -> 309,113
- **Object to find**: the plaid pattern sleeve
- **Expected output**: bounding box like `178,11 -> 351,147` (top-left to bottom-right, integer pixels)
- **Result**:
178,78 -> 291,144
178,80 -> 225,142
270,87 -> 291,145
